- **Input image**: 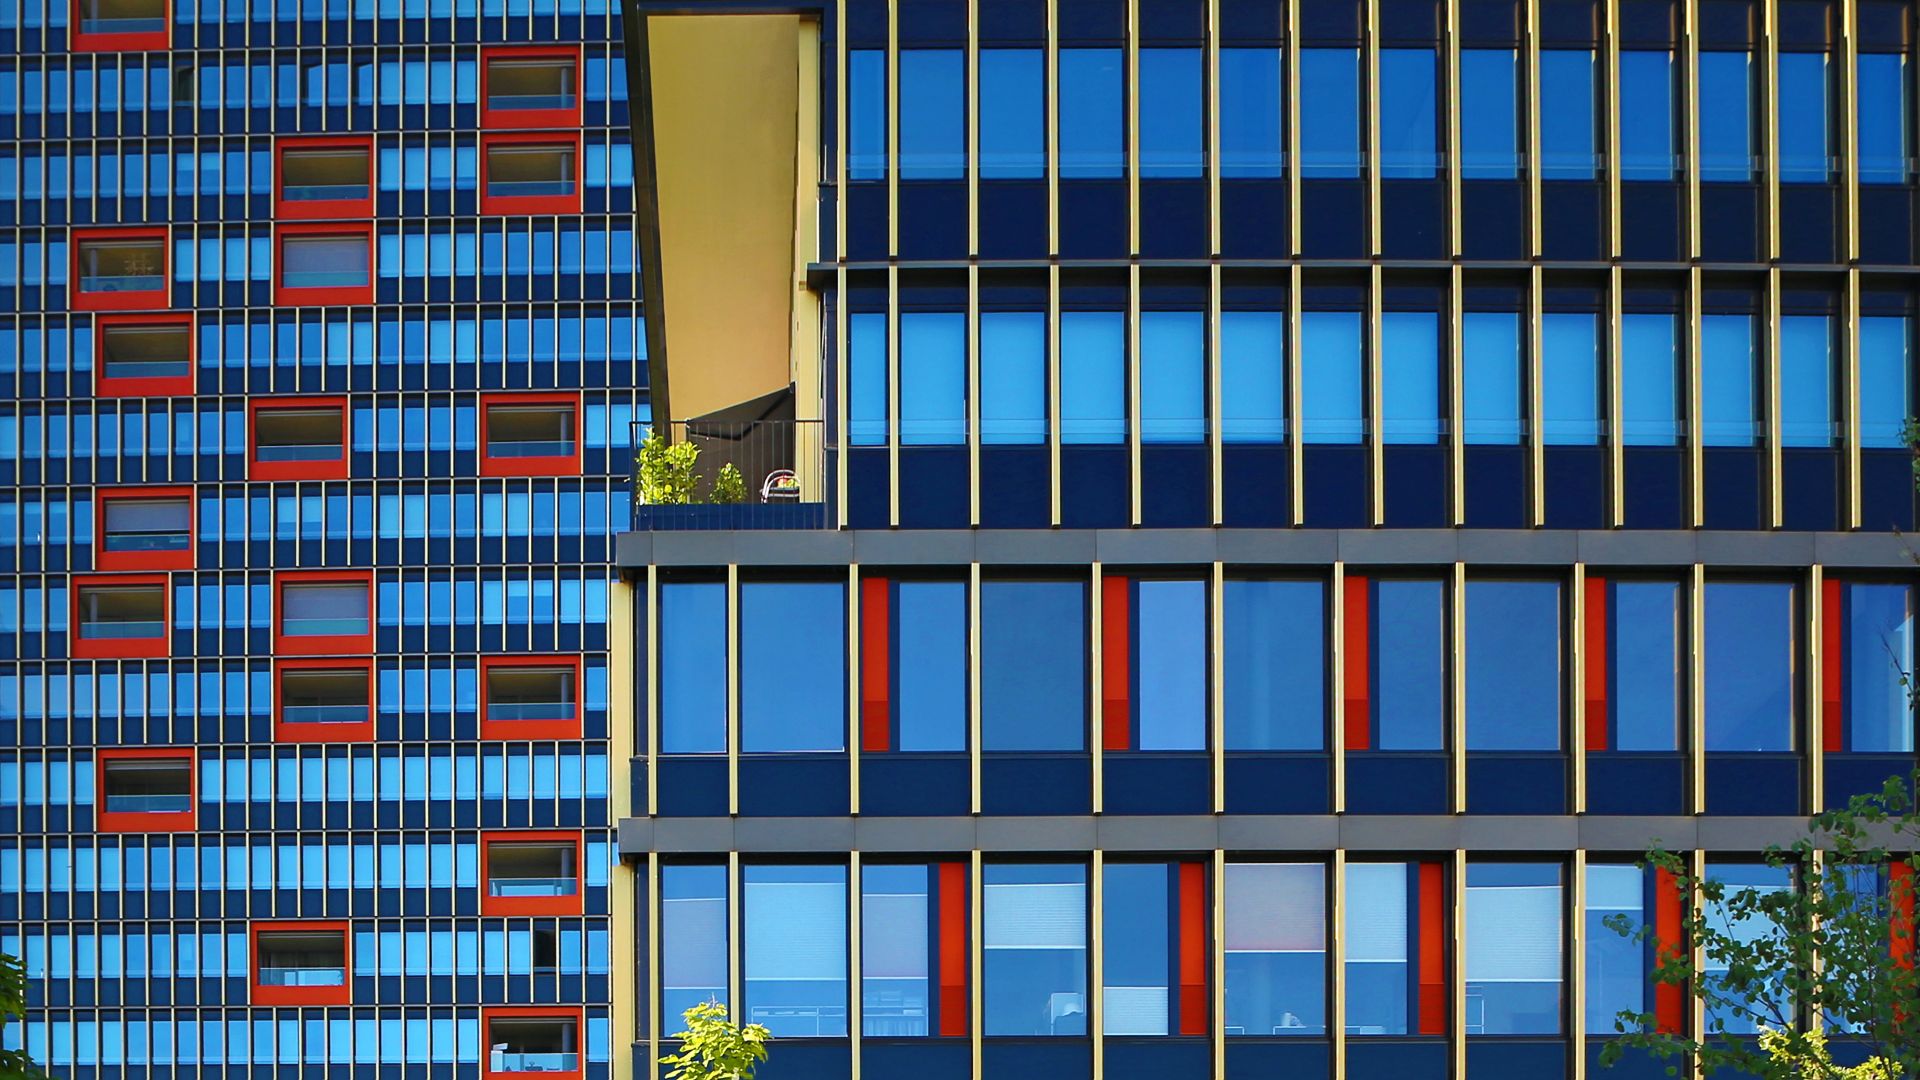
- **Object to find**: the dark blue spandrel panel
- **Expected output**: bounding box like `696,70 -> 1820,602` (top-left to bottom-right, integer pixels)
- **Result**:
737,756 -> 850,816
1382,445 -> 1448,527
898,183 -> 968,260
1101,754 -> 1211,814
1346,1039 -> 1448,1080
898,447 -> 971,528
1861,450 -> 1916,531
1299,181 -> 1366,258
979,182 -> 1048,259
1541,180 -> 1604,260
1543,445 -> 1606,529
863,1040 -> 972,1080
1059,180 -> 1128,258
1701,447 -> 1763,530
1780,448 -> 1839,532
1222,446 -> 1292,526
1859,186 -> 1915,265
1301,445 -> 1369,528
1622,447 -> 1685,529
1778,183 -> 1838,265
1823,754 -> 1918,811
750,1040 -> 851,1080
844,183 -> 888,260
1620,181 -> 1683,262
1140,180 -> 1208,258
1224,755 -> 1332,813
1706,754 -> 1803,815
1700,183 -> 1761,262
1060,445 -> 1130,528
860,756 -> 971,816
1105,1038 -> 1211,1080
1220,180 -> 1287,258
1585,755 -> 1687,815
1461,181 -> 1526,259
1466,754 -> 1567,814
982,754 -> 1093,815
848,448 -> 891,528
1225,1040 -> 1331,1080
1463,445 -> 1527,528
1346,754 -> 1450,814
984,1040 -> 1092,1080
1468,1040 -> 1569,1079
655,758 -> 728,817
1379,180 -> 1446,259
1140,445 -> 1210,527
979,446 -> 1053,527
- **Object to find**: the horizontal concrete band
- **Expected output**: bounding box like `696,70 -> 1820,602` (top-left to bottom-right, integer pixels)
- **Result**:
618,814 -> 1826,857
616,528 -> 1920,570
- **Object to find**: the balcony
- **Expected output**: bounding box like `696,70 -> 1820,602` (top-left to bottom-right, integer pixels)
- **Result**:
75,583 -> 166,641
485,144 -> 577,199
101,497 -> 190,553
77,0 -> 165,33
100,758 -> 191,814
254,407 -> 346,464
630,418 -> 828,530
280,236 -> 370,289
485,666 -> 575,723
100,322 -> 190,382
485,59 -> 577,113
281,147 -> 372,203
485,843 -> 578,899
252,926 -> 351,1005
279,669 -> 370,726
486,1016 -> 580,1076
75,238 -> 165,294
280,583 -> 370,637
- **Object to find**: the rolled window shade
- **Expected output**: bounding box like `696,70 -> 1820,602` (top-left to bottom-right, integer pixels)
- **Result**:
1343,863 -> 1408,964
745,881 -> 847,982
861,891 -> 929,980
1466,885 -> 1563,982
1224,863 -> 1326,953
1584,864 -> 1644,914
284,584 -> 368,620
662,896 -> 727,989
104,500 -> 189,533
984,882 -> 1086,949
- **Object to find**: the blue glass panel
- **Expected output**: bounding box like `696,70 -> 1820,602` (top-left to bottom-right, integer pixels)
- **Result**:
862,864 -> 931,1036
1300,49 -> 1360,178
850,312 -> 888,447
1465,580 -> 1562,751
1702,864 -> 1793,1034
984,863 -> 1087,1036
1704,582 -> 1796,752
1465,863 -> 1563,1035
745,865 -> 848,1037
1224,862 -> 1326,1036
1858,53 -> 1910,184
1542,313 -> 1600,445
1140,311 -> 1204,443
1140,48 -> 1202,178
1610,581 -> 1683,752
981,49 -> 1044,179
898,581 -> 968,752
1619,50 -> 1675,180
1701,314 -> 1757,447
981,312 -> 1047,444
981,580 -> 1086,751
1221,310 -> 1286,443
1135,579 -> 1207,751
1101,862 -> 1170,1035
1778,52 -> 1833,183
1583,864 -> 1646,1032
1061,311 -> 1126,445
1301,311 -> 1363,444
1220,48 -> 1283,178
1343,862 -> 1409,1034
660,582 -> 726,754
1381,311 -> 1440,444
1374,579 -> 1446,752
901,312 -> 966,446
1378,49 -> 1438,178
1859,316 -> 1911,448
740,581 -> 845,753
1698,51 -> 1755,181
1460,49 -> 1519,178
661,864 -> 728,1023
1779,315 -> 1833,448
1621,314 -> 1678,447
900,50 -> 964,180
1224,579 -> 1325,751
1463,312 -> 1521,445
1845,583 -> 1914,753
1060,49 -> 1124,179
1539,50 -> 1596,179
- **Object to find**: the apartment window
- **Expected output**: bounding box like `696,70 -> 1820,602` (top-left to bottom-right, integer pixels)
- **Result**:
1539,49 -> 1597,179
741,581 -> 846,753
72,575 -> 169,660
1302,311 -> 1364,444
862,862 -> 968,1037
1060,311 -> 1126,444
276,225 -> 373,305
1299,48 -> 1360,177
660,581 -> 726,755
71,229 -> 169,311
981,579 -> 1088,751
1221,309 -> 1286,443
276,138 -> 374,218
1585,863 -> 1683,1037
249,399 -> 348,481
1224,578 -> 1325,751
1370,578 -> 1448,751
1465,580 -> 1562,751
981,311 -> 1047,444
1219,46 -> 1283,178
95,314 -> 193,396
1102,862 -> 1207,1036
1101,576 -> 1207,752
1839,582 -> 1916,753
900,49 -> 964,179
73,0 -> 168,48
482,48 -> 582,128
1345,861 -> 1447,1036
1465,863 -> 1564,1035
1140,47 -> 1203,178
1779,315 -> 1835,447
483,1010 -> 582,1079
849,49 -> 886,180
744,865 -> 849,1037
274,661 -> 374,743
1463,311 -> 1522,444
1606,580 -> 1685,752
1059,48 -> 1123,178
1703,864 -> 1793,1034
481,658 -> 582,740
482,833 -> 582,916
275,571 -> 374,655
251,924 -> 350,1007
95,749 -> 194,832
95,488 -> 192,572
980,48 -> 1043,178
1223,862 -> 1326,1036
1858,51 -> 1911,183
1777,50 -> 1834,182
901,312 -> 966,445
1542,312 -> 1602,445
1699,49 -> 1756,181
861,578 -> 967,753
983,863 -> 1087,1036
662,865 -> 728,1026
1704,581 -> 1797,752
1378,48 -> 1439,178
1460,48 -> 1519,178
1621,313 -> 1680,446
1618,49 -> 1677,180
481,135 -> 583,214
1859,316 -> 1911,448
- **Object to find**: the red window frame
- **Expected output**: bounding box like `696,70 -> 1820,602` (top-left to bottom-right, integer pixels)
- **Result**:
481,1007 -> 586,1080
95,487 -> 195,573
274,222 -> 375,306
70,227 -> 171,312
95,746 -> 195,833
479,132 -> 585,215
480,831 -> 585,916
248,396 -> 351,482
71,572 -> 171,660
274,135 -> 377,222
480,656 -> 585,740
275,658 -> 376,743
249,921 -> 352,1007
274,569 -> 375,656
479,46 -> 584,130
71,0 -> 170,51
479,391 -> 582,477
94,312 -> 195,398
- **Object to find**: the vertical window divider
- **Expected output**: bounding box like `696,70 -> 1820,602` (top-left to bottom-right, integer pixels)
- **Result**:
726,850 -> 742,1014
612,850 -> 639,1061
1526,0 -> 1544,259
970,848 -> 985,1074
967,0 -> 980,260
1210,851 -> 1228,1074
1450,849 -> 1469,1078
1688,267 -> 1707,527
847,850 -> 863,1070
1572,563 -> 1589,815
1090,849 -> 1105,1067
1765,266 -> 1784,527
888,0 -> 900,259
1530,265 -> 1548,526
1129,267 -> 1144,527
1683,0 -> 1703,259
1210,561 -> 1226,814
968,268 -> 982,528
646,851 -> 660,1066
1287,0 -> 1303,255
1449,264 -> 1466,526
612,574 -> 634,820
1127,0 -> 1141,258
1450,562 -> 1468,813
1844,269 -> 1862,528
1330,849 -> 1348,1074
848,564 -> 863,815
1048,0 -> 1061,257
1446,0 -> 1464,260
1606,0 -> 1623,260
888,268 -> 901,528
1209,264 -> 1225,527
1809,565 -> 1830,810
1366,0 -> 1383,257
1331,561 -> 1348,812
1569,849 -> 1589,1069
726,565 -> 739,817
1289,263 -> 1306,524
1763,0 -> 1781,261
969,562 -> 984,815
1840,0 -> 1859,262
645,567 -> 660,817
838,266 -> 851,529
1689,564 -> 1708,814
1607,265 -> 1626,525
1368,265 -> 1385,525
1207,0 -> 1223,257
838,0 -> 850,265
1050,265 -> 1065,526
1091,562 -> 1106,813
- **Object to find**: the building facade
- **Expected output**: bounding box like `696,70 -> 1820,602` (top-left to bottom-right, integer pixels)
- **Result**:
617,1 -> 1920,1080
2,0 -> 643,1073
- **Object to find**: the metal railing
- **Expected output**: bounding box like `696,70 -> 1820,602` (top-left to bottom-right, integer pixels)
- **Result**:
630,419 -> 829,530
490,1052 -> 579,1073
257,966 -> 346,987
487,876 -> 579,898
103,793 -> 190,813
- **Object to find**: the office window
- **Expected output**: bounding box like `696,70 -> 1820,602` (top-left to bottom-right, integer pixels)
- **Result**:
900,312 -> 966,445
661,865 -> 728,1024
250,399 -> 348,481
95,315 -> 194,396
863,864 -> 932,1037
251,924 -> 350,1007
72,229 -> 169,310
1344,862 -> 1410,1035
1223,862 -> 1325,1036
1843,582 -> 1915,753
1140,311 -> 1205,443
1699,50 -> 1755,180
1465,863 -> 1563,1035
1460,49 -> 1519,178
745,865 -> 848,1037
484,1011 -> 582,1078
1378,49 -> 1438,178
1221,310 -> 1286,442
1779,316 -> 1834,447
1703,863 -> 1793,1034
276,573 -> 372,654
1061,311 -> 1125,444
900,50 -> 964,180
1704,582 -> 1797,752
661,582 -> 726,754
1608,580 -> 1684,752
482,833 -> 581,916
482,395 -> 581,475
96,489 -> 192,572
1301,311 -> 1363,444
1127,578 -> 1207,751
1463,311 -> 1522,444
741,581 -> 845,753
849,50 -> 886,180
1373,578 -> 1447,751
481,48 -> 580,127
980,49 -> 1044,179
1542,313 -> 1601,445
1701,314 -> 1758,446
1585,864 -> 1652,1034
980,312 -> 1046,444
1539,50 -> 1597,179
1381,312 -> 1440,444
1858,52 -> 1911,183
1618,50 -> 1676,180
1219,48 -> 1283,178
849,312 -> 887,446
1059,48 -> 1123,178
1859,316 -> 1911,448
95,748 -> 195,832
1103,862 -> 1204,1036
1465,580 -> 1562,751
481,658 -> 582,740
1224,578 -> 1325,751
1140,48 -> 1203,178
481,137 -> 581,213
1777,52 -> 1833,182
1299,49 -> 1360,177
275,663 -> 373,742
981,579 -> 1086,751
983,863 -> 1087,1036
1621,313 -> 1679,447
74,576 -> 169,659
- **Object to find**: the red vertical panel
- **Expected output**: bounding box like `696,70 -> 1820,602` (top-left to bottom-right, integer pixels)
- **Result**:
1653,867 -> 1685,1034
1823,577 -> 1845,753
1892,861 -> 1915,973
1417,861 -> 1446,1035
1102,575 -> 1132,751
1177,862 -> 1208,1036
937,862 -> 969,1037
1584,576 -> 1610,751
1343,575 -> 1372,751
861,577 -> 891,753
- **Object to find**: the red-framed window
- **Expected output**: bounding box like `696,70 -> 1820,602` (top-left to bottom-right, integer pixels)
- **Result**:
480,46 -> 583,130
275,658 -> 376,743
250,921 -> 352,1007
71,0 -> 169,51
480,392 -> 581,477
481,831 -> 584,916
95,487 -> 195,572
71,573 -> 171,660
95,747 -> 195,833
275,223 -> 374,306
480,656 -> 584,740
479,132 -> 584,215
248,397 -> 350,481
70,227 -> 170,312
275,136 -> 376,221
94,312 -> 195,397
274,570 -> 375,656
481,1007 -> 585,1080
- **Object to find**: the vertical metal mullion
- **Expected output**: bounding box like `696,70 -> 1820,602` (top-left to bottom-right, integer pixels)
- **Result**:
1207,0 -> 1221,257
1446,0 -> 1462,260
970,849 -> 984,1078
1450,562 -> 1467,814
1607,266 -> 1625,526
1766,266 -> 1783,528
1368,264 -> 1384,525
1845,268 -> 1861,528
968,265 -> 981,526
1808,564 -> 1826,813
1288,264 -> 1304,525
1210,561 -> 1225,813
1528,266 -> 1546,526
725,564 -> 739,817
1448,264 -> 1465,526
887,0 -> 898,259
1286,0 -> 1301,255
837,266 -> 850,528
1684,0 -> 1702,259
1689,564 -> 1706,815
1128,266 -> 1141,527
1606,0 -> 1622,259
847,564 -> 861,814
1763,0 -> 1780,261
967,0 -> 979,260
1331,561 -> 1346,813
1126,0 -> 1139,257
1525,0 -> 1542,258
1047,0 -> 1060,257
848,850 -> 863,1080
1210,851 -> 1227,1080
886,265 -> 899,527
1049,265 -> 1062,526
1450,849 -> 1468,1080
1570,849 -> 1588,1080
1571,562 -> 1587,815
1330,851 -> 1347,1076
1365,0 -> 1381,256
727,850 -> 742,1018
968,562 -> 982,815
645,564 -> 659,817
645,852 -> 660,1074
1090,561 -> 1105,814
1687,267 -> 1704,527
1841,0 -> 1859,262
1209,263 -> 1223,527
1090,849 -> 1105,1077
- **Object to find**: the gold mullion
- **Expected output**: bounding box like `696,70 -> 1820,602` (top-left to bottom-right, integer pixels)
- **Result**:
837,0 -> 849,266
1689,564 -> 1707,815
1845,269 -> 1862,528
1451,850 -> 1469,1080
1763,0 -> 1780,261
1208,0 -> 1222,257
1289,263 -> 1305,525
1127,0 -> 1140,257
726,564 -> 740,816
1446,0 -> 1463,259
970,850 -> 985,1078
1210,264 -> 1224,527
1684,0 -> 1702,260
969,563 -> 983,815
1366,0 -> 1382,257
1809,564 -> 1826,813
1050,265 -> 1064,526
1570,849 -> 1589,1080
1529,265 -> 1546,526
1451,563 -> 1467,814
1330,851 -> 1348,1076
1331,562 -> 1347,813
888,266 -> 901,527
1687,267 -> 1704,528
1368,264 -> 1385,525
1608,265 -> 1626,526
848,851 -> 863,1080
726,850 -> 742,1013
1606,0 -> 1622,259
1449,264 -> 1465,526
1841,0 -> 1859,263
1526,0 -> 1543,259
1211,562 -> 1226,813
1286,0 -> 1302,256
645,565 -> 659,817
1767,266 -> 1784,529
1572,562 -> 1587,815
848,564 -> 862,814
645,852 -> 660,1072
969,266 -> 982,527
887,0 -> 899,259
1090,561 -> 1105,815
967,0 -> 979,260
1210,852 -> 1227,1080
837,266 -> 851,529
1090,850 -> 1105,1072
1129,266 -> 1143,527
1048,0 -> 1060,257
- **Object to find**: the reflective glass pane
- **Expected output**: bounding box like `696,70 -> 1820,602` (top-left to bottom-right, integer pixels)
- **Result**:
1381,311 -> 1440,444
1140,311 -> 1205,443
1344,862 -> 1409,1035
1224,862 -> 1326,1036
740,581 -> 845,753
1539,50 -> 1596,179
1061,311 -> 1125,444
1221,310 -> 1286,443
1224,578 -> 1325,751
899,50 -> 963,179
1699,51 -> 1755,181
1583,864 -> 1647,1033
1858,53 -> 1910,184
1702,863 -> 1793,1033
980,311 -> 1047,444
661,865 -> 727,1024
981,580 -> 1086,751
1220,48 -> 1283,178
1465,580 -> 1562,751
897,581 -> 967,752
1859,316 -> 1911,448
1704,582 -> 1796,752
1139,48 -> 1202,178
849,313 -> 888,446
1378,49 -> 1437,179
1299,49 -> 1360,178
1465,862 -> 1563,1035
1609,580 -> 1683,752
1135,579 -> 1207,751
1621,313 -> 1678,447
1778,52 -> 1833,183
984,863 -> 1086,1035
1845,583 -> 1915,753
745,865 -> 847,1037
1373,579 -> 1446,751
1463,311 -> 1522,444
1060,49 -> 1123,179
900,312 -> 966,446
1542,313 -> 1601,445
980,49 -> 1044,179
1618,51 -> 1675,180
659,582 -> 725,754
1101,863 -> 1171,1035
862,864 -> 930,1037
1779,315 -> 1833,448
1701,314 -> 1758,447
1301,311 -> 1363,444
1459,49 -> 1518,179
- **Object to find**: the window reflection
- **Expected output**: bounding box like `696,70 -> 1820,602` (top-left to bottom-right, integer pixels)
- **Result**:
1224,862 -> 1326,1036
1465,862 -> 1563,1035
1703,581 -> 1797,752
984,863 -> 1087,1036
744,865 -> 848,1037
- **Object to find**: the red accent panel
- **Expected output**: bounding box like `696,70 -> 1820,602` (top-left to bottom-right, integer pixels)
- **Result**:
274,569 -> 375,657
1653,867 -> 1685,1034
479,655 -> 584,740
274,222 -> 375,306
274,658 -> 376,743
1824,577 -> 1845,754
480,831 -> 585,916
482,1007 -> 585,1080
95,746 -> 196,833
480,46 -> 585,130
1177,862 -> 1208,1036
93,312 -> 196,398
71,0 -> 169,53
274,135 -> 377,221
1101,575 -> 1131,752
479,391 -> 583,478
250,921 -> 351,1006
1417,861 -> 1446,1036
1343,575 -> 1371,751
480,131 -> 586,215
937,862 -> 969,1037
860,577 -> 891,752
95,486 -> 195,572
71,572 -> 172,660
1892,861 -> 1914,972
248,396 -> 351,482
1585,576 -> 1609,752
70,227 -> 171,312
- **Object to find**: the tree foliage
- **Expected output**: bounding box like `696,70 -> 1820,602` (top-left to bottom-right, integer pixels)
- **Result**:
0,951 -> 43,1080
636,431 -> 703,506
658,1002 -> 770,1080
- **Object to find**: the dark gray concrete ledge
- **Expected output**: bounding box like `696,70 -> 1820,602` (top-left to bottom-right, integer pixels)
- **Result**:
616,528 -> 1920,570
617,814 -> 1818,857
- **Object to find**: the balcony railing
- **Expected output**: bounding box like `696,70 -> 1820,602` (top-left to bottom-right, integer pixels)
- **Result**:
257,966 -> 346,987
630,419 -> 829,531
103,793 -> 190,813
103,530 -> 190,552
487,702 -> 574,722
281,704 -> 369,725
491,1052 -> 579,1073
283,184 -> 371,201
79,620 -> 165,639
80,274 -> 165,293
487,876 -> 578,897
